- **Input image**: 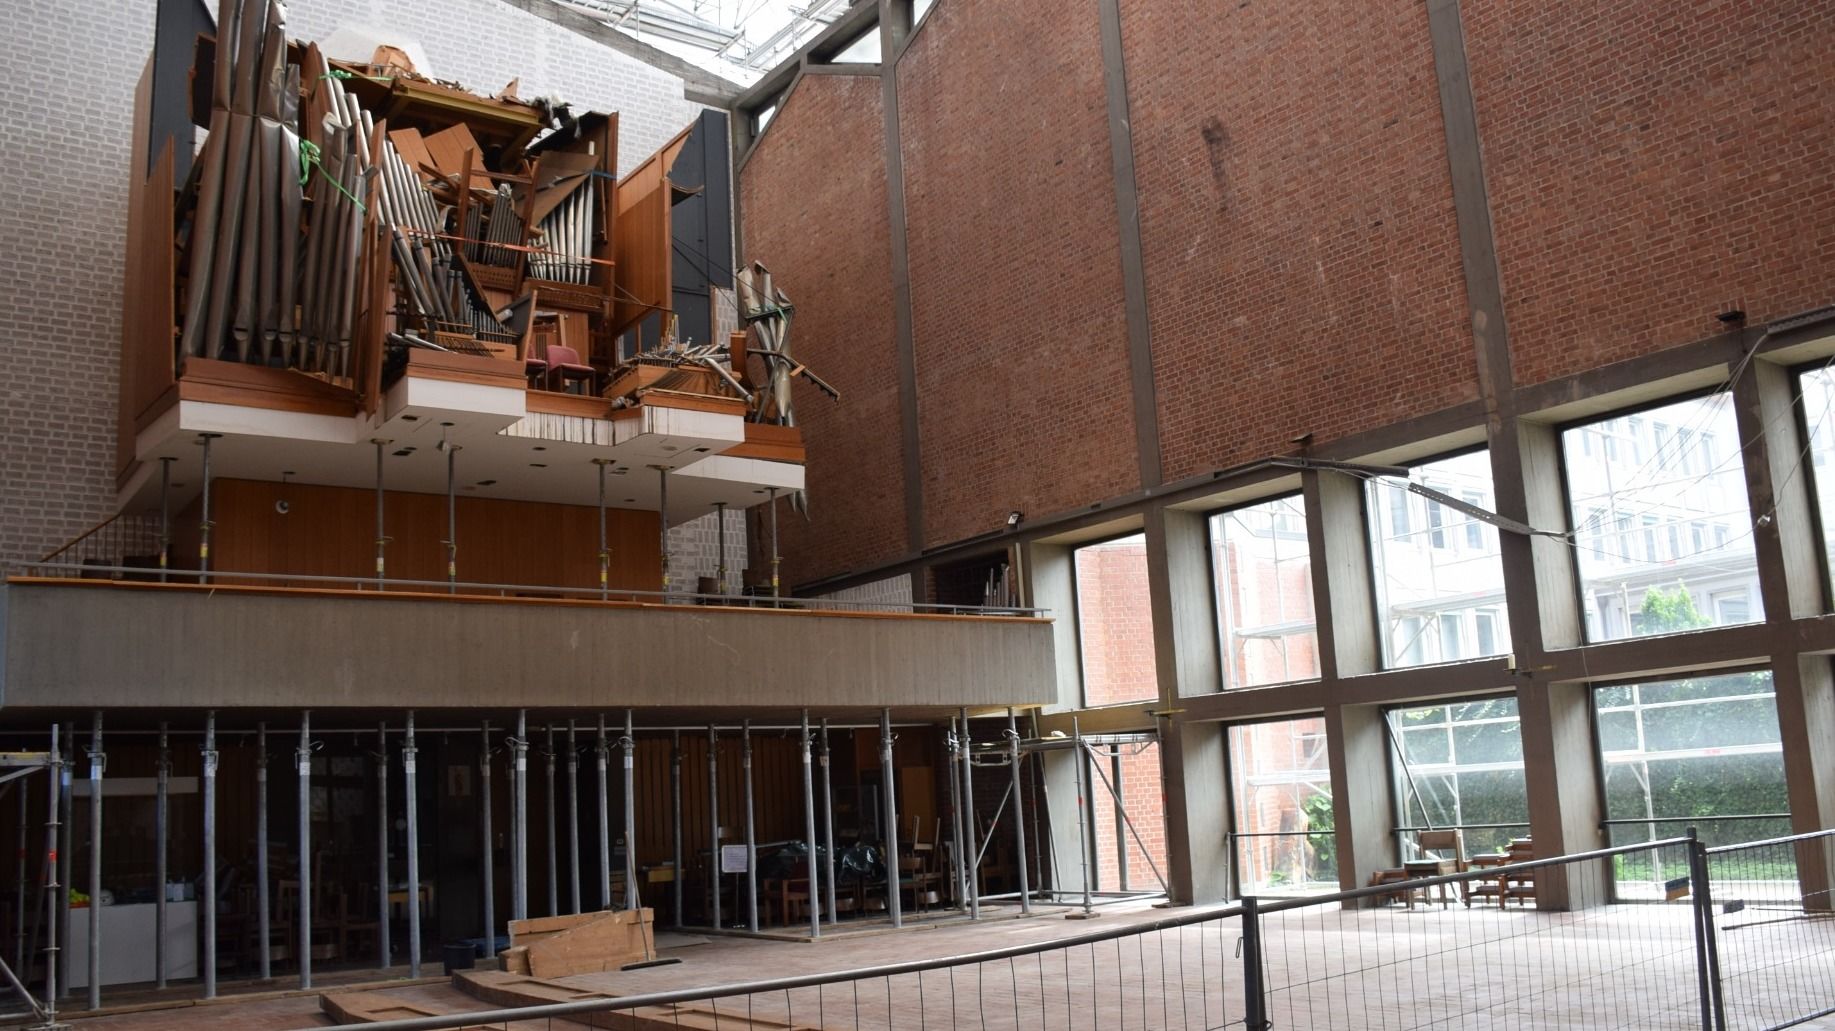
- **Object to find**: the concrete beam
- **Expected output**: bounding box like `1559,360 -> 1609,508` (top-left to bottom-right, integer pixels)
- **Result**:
0,581 -> 1054,711
1324,703 -> 1395,904
1305,469 -> 1379,678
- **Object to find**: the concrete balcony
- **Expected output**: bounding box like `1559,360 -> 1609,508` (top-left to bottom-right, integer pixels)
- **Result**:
0,577 -> 1054,714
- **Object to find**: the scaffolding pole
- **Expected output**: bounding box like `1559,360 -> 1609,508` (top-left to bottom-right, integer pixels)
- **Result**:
568,722 -> 580,914
670,731 -> 683,928
960,707 -> 980,920
377,721 -> 390,970
623,711 -> 637,913
40,725 -> 61,1020
707,725 -> 720,929
512,711 -> 528,923
820,719 -> 836,925
948,716 -> 967,913
545,725 -> 558,917
155,724 -> 170,987
298,711 -> 313,989
880,709 -> 902,928
1008,709 -> 1032,914
56,726 -> 70,1001
1111,748 -> 1127,892
594,717 -> 610,912
1073,717 -> 1092,918
202,713 -> 218,996
743,721 -> 757,933
480,721 -> 495,955
800,711 -> 820,939
13,771 -> 26,979
86,712 -> 102,1011
404,712 -> 421,978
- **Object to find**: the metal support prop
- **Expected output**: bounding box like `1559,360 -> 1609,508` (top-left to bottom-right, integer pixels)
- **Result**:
768,487 -> 781,598
800,711 -> 821,938
1008,709 -> 1031,914
820,719 -> 836,924
255,722 -> 270,982
198,433 -> 219,580
713,502 -> 728,594
377,722 -> 390,969
545,726 -> 558,917
1073,717 -> 1092,917
404,713 -> 421,978
670,731 -> 683,928
593,460 -> 611,600
41,725 -> 61,1019
657,467 -> 670,595
743,721 -> 758,933
57,724 -> 70,1000
444,442 -> 459,591
480,722 -> 495,954
948,717 -> 968,913
158,456 -> 174,581
960,707 -> 980,920
622,711 -> 637,913
1111,748 -> 1127,892
595,717 -> 610,911
567,722 -> 580,914
14,767 -> 27,978
86,712 -> 102,1011
1241,897 -> 1268,1030
879,709 -> 902,928
512,711 -> 528,922
706,725 -> 720,929
373,439 -> 389,586
155,724 -> 171,987
203,712 -> 218,997
298,712 -> 312,989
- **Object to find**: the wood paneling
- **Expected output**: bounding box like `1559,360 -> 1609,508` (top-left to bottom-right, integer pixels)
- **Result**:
176,359 -> 360,417
610,125 -> 689,336
204,478 -> 661,591
118,128 -> 178,476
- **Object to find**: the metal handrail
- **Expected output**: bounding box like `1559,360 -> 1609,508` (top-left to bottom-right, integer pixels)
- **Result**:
1601,814 -> 1791,826
12,562 -> 1049,618
1704,826 -> 1835,855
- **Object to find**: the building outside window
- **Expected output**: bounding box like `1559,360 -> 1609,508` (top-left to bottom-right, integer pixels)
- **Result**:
1797,365 -> 1835,599
1562,394 -> 1762,643
1386,696 -> 1530,859
1089,740 -> 1169,894
1209,495 -> 1319,690
1228,717 -> 1336,895
1074,533 -> 1159,706
1594,670 -> 1790,896
1365,451 -> 1512,668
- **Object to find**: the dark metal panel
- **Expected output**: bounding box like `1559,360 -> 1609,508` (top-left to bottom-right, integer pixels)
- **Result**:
152,0 -> 214,180
668,110 -> 734,350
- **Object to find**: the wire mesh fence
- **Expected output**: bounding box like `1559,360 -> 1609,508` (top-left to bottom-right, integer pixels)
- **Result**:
1705,829 -> 1835,1031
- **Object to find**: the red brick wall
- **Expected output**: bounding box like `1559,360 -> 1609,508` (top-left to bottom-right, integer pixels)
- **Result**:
1074,536 -> 1159,706
1118,0 -> 1477,481
897,0 -> 1141,548
1464,0 -> 1835,386
739,74 -> 909,585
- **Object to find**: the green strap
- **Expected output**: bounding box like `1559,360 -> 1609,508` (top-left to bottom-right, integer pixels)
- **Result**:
297,138 -> 367,212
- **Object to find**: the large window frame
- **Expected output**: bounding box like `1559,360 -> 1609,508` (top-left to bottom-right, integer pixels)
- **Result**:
1225,714 -> 1338,897
1555,389 -> 1763,644
1071,530 -> 1160,709
1206,492 -> 1320,691
1792,360 -> 1835,612
1384,693 -> 1530,861
1363,446 -> 1512,671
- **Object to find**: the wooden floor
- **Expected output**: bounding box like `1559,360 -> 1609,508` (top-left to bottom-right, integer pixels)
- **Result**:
29,897 -> 1835,1030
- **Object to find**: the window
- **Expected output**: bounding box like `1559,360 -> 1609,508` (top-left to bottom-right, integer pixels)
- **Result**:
1365,451 -> 1511,669
1594,670 -> 1789,896
830,25 -> 882,63
1562,393 -> 1762,643
1089,740 -> 1167,893
1209,495 -> 1319,690
1387,696 -> 1529,859
1074,533 -> 1159,706
913,0 -> 936,21
1229,717 -> 1336,895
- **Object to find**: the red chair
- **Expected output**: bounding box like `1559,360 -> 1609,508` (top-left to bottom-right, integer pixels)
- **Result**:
544,344 -> 595,394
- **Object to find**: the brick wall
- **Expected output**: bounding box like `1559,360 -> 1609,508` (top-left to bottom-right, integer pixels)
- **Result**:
1120,0 -> 1477,482
898,0 -> 1141,548
0,0 -> 707,571
1464,0 -> 1835,387
1073,536 -> 1159,707
1091,742 -> 1169,892
739,73 -> 908,587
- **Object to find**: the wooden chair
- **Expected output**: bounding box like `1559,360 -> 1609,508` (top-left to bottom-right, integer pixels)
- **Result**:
339,885 -> 383,962
1403,829 -> 1466,909
1465,837 -> 1535,908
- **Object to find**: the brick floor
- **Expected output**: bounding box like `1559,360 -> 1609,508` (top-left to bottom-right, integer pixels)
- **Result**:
35,897 -> 1835,1029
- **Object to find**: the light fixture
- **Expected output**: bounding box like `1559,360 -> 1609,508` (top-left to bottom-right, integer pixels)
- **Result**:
1006,510 -> 1024,529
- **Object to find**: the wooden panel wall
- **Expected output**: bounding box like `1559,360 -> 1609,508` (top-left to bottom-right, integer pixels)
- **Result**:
610,125 -> 688,337
203,478 -> 662,591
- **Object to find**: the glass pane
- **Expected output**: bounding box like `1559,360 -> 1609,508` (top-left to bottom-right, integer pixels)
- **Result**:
1386,697 -> 1530,861
1802,365 -> 1835,600
1562,394 -> 1762,643
1229,717 -> 1337,895
1593,670 -> 1789,896
1210,495 -> 1319,689
1075,534 -> 1159,706
1366,452 -> 1511,668
831,25 -> 881,63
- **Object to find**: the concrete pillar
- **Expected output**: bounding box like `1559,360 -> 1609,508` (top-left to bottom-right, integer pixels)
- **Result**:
1517,679 -> 1608,909
1517,421 -> 1584,651
1323,703 -> 1394,904
1775,657 -> 1835,910
1303,470 -> 1379,678
1025,541 -> 1084,709
1143,506 -> 1230,904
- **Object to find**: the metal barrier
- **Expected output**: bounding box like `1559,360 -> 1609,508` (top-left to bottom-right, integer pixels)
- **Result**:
310,831 -> 1835,1031
1704,828 -> 1835,1031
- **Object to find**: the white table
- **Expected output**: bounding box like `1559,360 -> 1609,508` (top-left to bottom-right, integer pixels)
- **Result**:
66,901 -> 198,988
